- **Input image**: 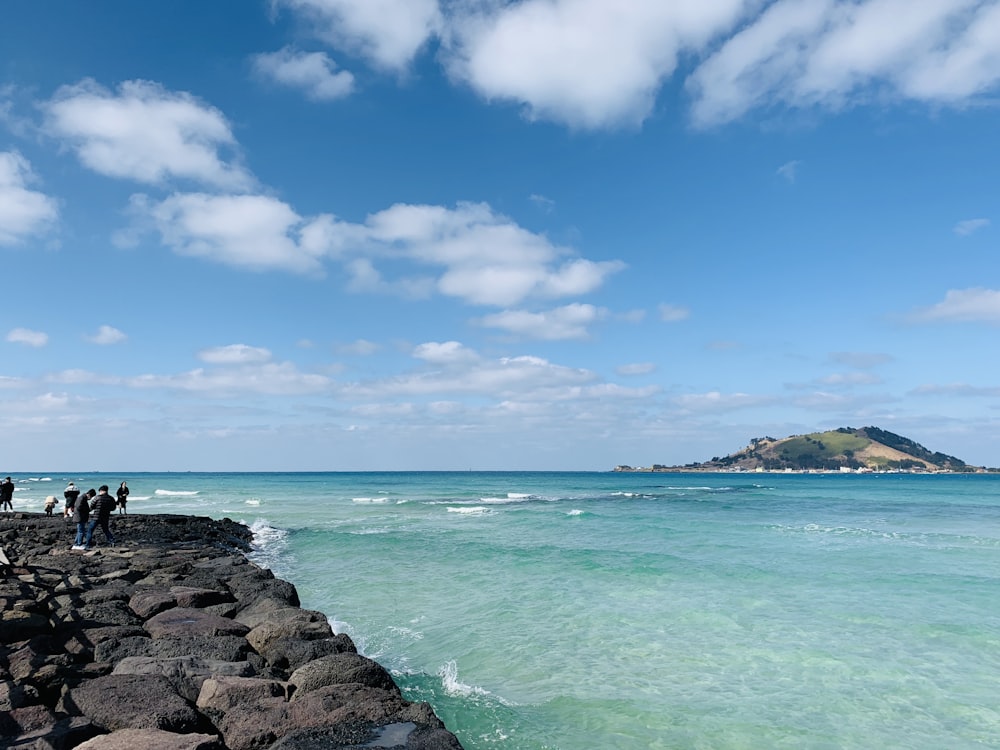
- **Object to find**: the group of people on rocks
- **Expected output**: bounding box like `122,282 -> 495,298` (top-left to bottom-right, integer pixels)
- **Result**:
1,477 -> 132,550
63,481 -> 129,550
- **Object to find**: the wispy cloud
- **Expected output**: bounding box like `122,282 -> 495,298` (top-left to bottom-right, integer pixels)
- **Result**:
777,159 -> 801,182
953,218 -> 990,236
908,287 -> 1000,324
7,327 -> 48,347
253,47 -> 355,101
659,303 -> 690,322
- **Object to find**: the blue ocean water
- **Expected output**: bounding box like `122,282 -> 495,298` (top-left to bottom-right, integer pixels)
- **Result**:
11,471 -> 1000,749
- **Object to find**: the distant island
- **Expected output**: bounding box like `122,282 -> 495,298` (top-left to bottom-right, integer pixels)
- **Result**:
615,426 -> 997,474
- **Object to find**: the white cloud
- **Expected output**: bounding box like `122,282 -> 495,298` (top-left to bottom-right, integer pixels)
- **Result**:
42,79 -> 253,189
829,351 -> 893,368
673,390 -> 775,412
617,362 -> 656,376
908,287 -> 1000,324
0,151 -> 58,245
954,218 -> 990,236
659,303 -> 690,322
85,325 -> 127,345
7,327 -> 48,347
253,47 -> 355,100
413,341 -> 479,364
777,159 -> 801,182
478,303 -> 607,340
337,339 -> 380,355
343,351 -> 596,399
130,192 -> 327,274
198,344 -> 273,365
444,0 -> 747,129
688,0 -> 1000,127
311,201 -> 624,306
278,0 -> 442,70
129,362 -> 331,396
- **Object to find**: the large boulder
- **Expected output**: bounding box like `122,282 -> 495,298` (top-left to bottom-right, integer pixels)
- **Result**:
59,674 -> 205,733
144,608 -> 250,639
74,727 -> 224,750
288,653 -> 398,697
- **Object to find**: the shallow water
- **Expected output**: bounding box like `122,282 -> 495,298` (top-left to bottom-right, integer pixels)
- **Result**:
13,472 -> 1000,749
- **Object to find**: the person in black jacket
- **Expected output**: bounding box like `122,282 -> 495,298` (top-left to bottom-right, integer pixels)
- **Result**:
71,490 -> 94,549
116,481 -> 129,514
0,477 -> 14,512
83,485 -> 116,549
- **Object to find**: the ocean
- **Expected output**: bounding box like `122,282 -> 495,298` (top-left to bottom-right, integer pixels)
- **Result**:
9,471 -> 1000,749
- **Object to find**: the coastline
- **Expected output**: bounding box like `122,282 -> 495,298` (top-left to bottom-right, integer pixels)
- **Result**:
0,511 -> 463,749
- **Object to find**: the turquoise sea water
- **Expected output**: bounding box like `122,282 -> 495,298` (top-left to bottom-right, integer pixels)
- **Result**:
10,472 -> 1000,749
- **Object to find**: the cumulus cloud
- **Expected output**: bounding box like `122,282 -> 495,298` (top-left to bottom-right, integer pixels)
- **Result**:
413,341 -> 479,364
42,79 -> 253,189
271,1 -> 1000,130
278,0 -> 442,70
444,0 -> 747,129
307,201 -> 624,305
127,192 -> 327,274
127,194 -> 622,303
7,328 -> 48,347
908,287 -> 1000,324
198,344 -> 273,365
253,47 -> 355,100
688,0 -> 1000,127
477,303 -> 608,340
954,217 -> 990,236
0,151 -> 58,245
85,325 -> 127,345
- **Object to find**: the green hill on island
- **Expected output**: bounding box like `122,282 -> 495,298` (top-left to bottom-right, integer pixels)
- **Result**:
616,426 -> 986,473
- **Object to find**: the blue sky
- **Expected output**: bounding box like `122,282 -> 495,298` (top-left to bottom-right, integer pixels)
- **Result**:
2,0 -> 999,471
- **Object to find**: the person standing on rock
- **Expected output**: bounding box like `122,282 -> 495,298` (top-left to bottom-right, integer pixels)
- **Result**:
83,485 -> 116,549
71,490 -> 93,549
63,482 -> 80,518
116,481 -> 129,514
0,477 -> 14,512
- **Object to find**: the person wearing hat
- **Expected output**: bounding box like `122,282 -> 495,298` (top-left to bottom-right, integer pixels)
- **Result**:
64,482 -> 81,518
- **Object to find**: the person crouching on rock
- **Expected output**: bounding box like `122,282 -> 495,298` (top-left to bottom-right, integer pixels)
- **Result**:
83,485 -> 116,549
71,490 -> 93,549
64,482 -> 80,518
44,495 -> 57,516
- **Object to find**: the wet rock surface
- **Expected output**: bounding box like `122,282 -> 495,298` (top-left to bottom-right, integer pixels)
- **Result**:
0,512 -> 463,749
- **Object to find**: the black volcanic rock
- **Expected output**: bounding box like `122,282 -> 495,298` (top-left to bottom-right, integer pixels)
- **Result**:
0,512 -> 464,750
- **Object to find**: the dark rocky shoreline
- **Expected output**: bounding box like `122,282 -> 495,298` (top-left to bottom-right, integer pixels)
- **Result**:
0,512 -> 463,749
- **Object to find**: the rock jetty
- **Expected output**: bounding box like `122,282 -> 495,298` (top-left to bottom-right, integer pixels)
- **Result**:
0,512 -> 463,750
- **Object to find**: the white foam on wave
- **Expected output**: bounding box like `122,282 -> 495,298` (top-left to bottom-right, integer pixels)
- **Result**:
246,518 -> 288,571
130,495 -> 152,501
447,506 -> 492,515
155,489 -> 200,496
352,497 -> 390,503
437,660 -> 513,705
567,509 -> 585,516
245,499 -> 261,506
507,492 -> 531,499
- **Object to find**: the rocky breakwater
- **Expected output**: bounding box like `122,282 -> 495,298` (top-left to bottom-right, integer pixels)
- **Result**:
0,512 -> 463,750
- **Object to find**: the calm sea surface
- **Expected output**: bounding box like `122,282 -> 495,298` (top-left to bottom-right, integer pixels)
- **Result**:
11,472 -> 1000,749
